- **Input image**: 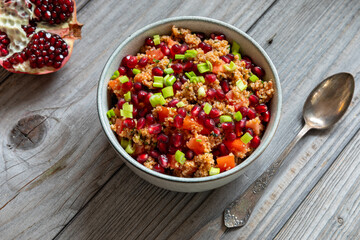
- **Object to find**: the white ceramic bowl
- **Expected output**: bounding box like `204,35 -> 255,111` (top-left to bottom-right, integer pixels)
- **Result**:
98,16 -> 282,192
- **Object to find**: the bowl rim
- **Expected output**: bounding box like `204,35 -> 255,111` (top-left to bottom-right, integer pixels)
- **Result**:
97,16 -> 282,183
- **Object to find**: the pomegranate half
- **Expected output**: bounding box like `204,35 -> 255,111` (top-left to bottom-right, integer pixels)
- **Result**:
0,0 -> 83,74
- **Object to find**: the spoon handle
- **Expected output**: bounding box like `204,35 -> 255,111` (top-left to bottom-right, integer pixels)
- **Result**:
224,124 -> 311,228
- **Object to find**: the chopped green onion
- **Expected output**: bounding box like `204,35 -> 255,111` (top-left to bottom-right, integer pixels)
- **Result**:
153,82 -> 163,88
203,103 -> 212,114
220,115 -> 233,123
153,59 -> 160,63
154,76 -> 164,83
188,71 -> 197,77
132,68 -> 141,75
241,132 -> 253,144
164,68 -> 174,74
120,110 -> 133,118
175,54 -> 185,60
190,76 -> 198,83
196,139 -> 202,142
234,111 -> 242,121
206,60 -> 213,72
107,109 -> 115,118
198,86 -> 206,97
121,138 -> 129,148
165,75 -> 176,86
224,61 -> 236,72
176,102 -> 185,108
185,72 -> 192,79
184,49 -> 197,59
125,141 -> 135,154
175,150 -> 186,165
149,94 -> 166,107
197,62 -> 211,73
153,35 -> 160,45
199,76 -> 205,83
233,52 -> 241,59
231,41 -> 240,53
236,80 -> 247,91
209,167 -> 220,176
122,102 -> 133,112
119,76 -> 129,83
249,74 -> 259,82
124,91 -> 131,101
111,70 -> 120,80
162,86 -> 174,98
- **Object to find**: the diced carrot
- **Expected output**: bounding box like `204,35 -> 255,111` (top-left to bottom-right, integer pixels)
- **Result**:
167,38 -> 178,48
146,49 -> 164,60
187,135 -> 207,155
182,116 -> 203,131
212,63 -> 225,74
245,117 -> 262,135
224,138 -> 248,155
157,106 -> 170,122
216,155 -> 236,172
115,118 -> 123,135
108,79 -> 121,91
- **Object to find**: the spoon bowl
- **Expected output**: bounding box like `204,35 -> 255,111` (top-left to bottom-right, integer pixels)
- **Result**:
303,72 -> 354,129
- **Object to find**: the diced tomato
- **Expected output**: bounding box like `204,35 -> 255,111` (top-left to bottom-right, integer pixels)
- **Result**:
183,116 -> 203,131
224,138 -> 248,155
167,38 -> 178,48
168,155 -> 178,169
108,79 -> 121,91
146,49 -> 164,61
246,117 -> 262,135
225,90 -> 235,101
216,155 -> 236,172
212,63 -> 225,74
187,135 -> 207,155
158,106 -> 170,122
115,118 -> 123,135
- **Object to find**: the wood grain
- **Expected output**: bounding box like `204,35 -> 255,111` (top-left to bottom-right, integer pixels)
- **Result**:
275,129 -> 360,239
55,0 -> 360,239
0,0 -> 278,239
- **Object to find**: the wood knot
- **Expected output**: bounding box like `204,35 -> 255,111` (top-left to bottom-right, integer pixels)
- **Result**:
9,114 -> 47,150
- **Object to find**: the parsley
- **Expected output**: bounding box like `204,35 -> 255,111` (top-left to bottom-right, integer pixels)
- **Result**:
153,59 -> 160,63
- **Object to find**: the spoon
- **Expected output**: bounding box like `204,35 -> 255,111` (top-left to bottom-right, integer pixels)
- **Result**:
224,72 -> 355,228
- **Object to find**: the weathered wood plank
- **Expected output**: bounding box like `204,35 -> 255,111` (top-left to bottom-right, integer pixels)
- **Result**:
0,0 -> 277,239
55,0 -> 360,239
275,129 -> 360,239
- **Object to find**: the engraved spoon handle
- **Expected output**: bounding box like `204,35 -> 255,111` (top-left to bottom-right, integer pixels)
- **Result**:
224,124 -> 311,228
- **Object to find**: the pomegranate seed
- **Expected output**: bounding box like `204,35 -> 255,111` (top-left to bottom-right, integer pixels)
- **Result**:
206,88 -> 217,99
152,66 -> 163,76
117,98 -> 126,109
250,136 -> 261,148
213,149 -> 220,157
205,74 -> 216,83
255,104 -> 267,113
145,37 -> 154,46
215,33 -> 226,40
239,106 -> 248,117
171,63 -> 183,74
131,95 -> 139,106
180,44 -> 188,54
173,81 -> 182,91
249,95 -> 259,105
209,108 -> 221,118
123,118 -> 135,129
238,118 -> 247,129
179,75 -> 188,84
216,89 -> 226,100
132,108 -> 138,118
118,66 -> 127,75
148,123 -> 162,134
247,108 -> 257,119
137,90 -> 147,101
226,132 -> 237,141
220,55 -> 231,64
261,111 -> 271,122
149,150 -> 160,159
204,118 -> 215,130
246,128 -> 254,136
252,66 -> 265,78
168,146 -> 178,155
160,45 -> 170,56
220,80 -> 230,93
146,114 -> 155,124
137,153 -> 148,164
197,110 -> 207,123
242,56 -> 252,63
195,32 -> 206,40
157,133 -> 169,143
226,53 -> 235,61
241,59 -> 252,69
159,155 -> 169,168
183,61 -> 194,72
137,118 -> 146,129
122,81 -> 133,91
158,142 -> 167,153
168,99 -> 180,107
138,57 -> 148,67
219,143 -> 229,156
221,122 -> 235,132
121,55 -> 137,68
191,105 -> 201,117
213,117 -> 220,125
3,60 -> 12,68
145,93 -> 152,106
171,133 -> 183,148
153,164 -> 165,173
133,82 -> 142,92
170,44 -> 181,55
213,127 -> 221,136
174,115 -> 184,128
199,43 -> 212,53
178,108 -> 186,117
185,150 -> 194,160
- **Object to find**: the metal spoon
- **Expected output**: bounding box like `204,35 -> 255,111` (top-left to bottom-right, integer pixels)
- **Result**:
224,72 -> 355,228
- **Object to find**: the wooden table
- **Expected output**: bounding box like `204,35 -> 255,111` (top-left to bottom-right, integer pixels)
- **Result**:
1,0 -> 359,239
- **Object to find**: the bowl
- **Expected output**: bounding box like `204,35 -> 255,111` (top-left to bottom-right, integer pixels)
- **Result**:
97,16 -> 282,192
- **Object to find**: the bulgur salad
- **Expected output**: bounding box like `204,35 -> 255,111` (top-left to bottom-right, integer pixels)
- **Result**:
107,26 -> 274,177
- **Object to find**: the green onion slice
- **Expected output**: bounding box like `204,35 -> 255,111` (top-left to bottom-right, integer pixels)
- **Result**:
224,61 -> 236,72
120,110 -> 133,118
124,91 -> 131,101
122,102 -> 133,112
125,141 -> 135,154
175,54 -> 185,60
249,74 -> 259,82
107,109 -> 115,119
119,76 -> 129,83
121,138 -> 129,148
219,115 -> 233,123
162,86 -> 174,98
165,75 -> 176,86
241,132 -> 253,144
175,150 -> 186,165
236,80 -> 247,91
153,35 -> 160,45
231,41 -> 240,53
209,167 -> 220,176
176,102 -> 185,108
234,111 -> 242,121
203,103 -> 212,114
132,68 -> 141,75
198,86 -> 206,97
164,68 -> 174,74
